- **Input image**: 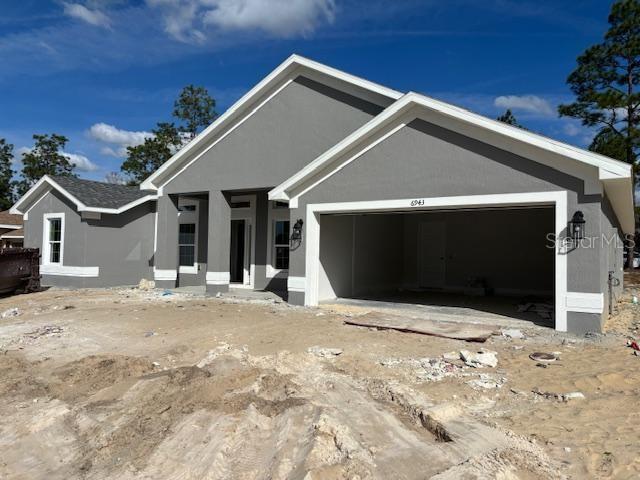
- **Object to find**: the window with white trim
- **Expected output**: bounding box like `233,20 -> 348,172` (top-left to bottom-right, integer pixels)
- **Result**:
178,223 -> 196,267
273,220 -> 290,270
43,214 -> 64,265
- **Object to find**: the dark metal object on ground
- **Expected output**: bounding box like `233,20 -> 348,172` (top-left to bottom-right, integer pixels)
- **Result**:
529,352 -> 556,363
0,248 -> 40,295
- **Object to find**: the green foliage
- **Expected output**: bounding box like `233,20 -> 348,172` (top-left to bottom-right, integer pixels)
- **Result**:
558,0 -> 640,170
121,123 -> 183,184
0,138 -> 15,210
589,127 -> 628,162
15,134 -> 75,196
496,109 -> 524,128
173,85 -> 217,137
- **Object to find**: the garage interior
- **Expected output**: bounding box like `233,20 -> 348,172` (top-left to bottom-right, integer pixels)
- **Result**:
318,207 -> 555,327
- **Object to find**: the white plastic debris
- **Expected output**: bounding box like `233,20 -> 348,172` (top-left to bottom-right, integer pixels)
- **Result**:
138,278 -> 155,291
501,329 -> 524,339
460,349 -> 498,368
1,307 -> 20,318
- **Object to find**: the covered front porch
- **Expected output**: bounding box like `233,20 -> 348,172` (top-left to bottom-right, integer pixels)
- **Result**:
153,189 -> 292,294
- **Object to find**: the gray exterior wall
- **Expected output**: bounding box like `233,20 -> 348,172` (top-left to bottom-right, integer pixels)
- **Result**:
155,74 -> 388,292
290,118 -> 619,332
24,190 -> 155,288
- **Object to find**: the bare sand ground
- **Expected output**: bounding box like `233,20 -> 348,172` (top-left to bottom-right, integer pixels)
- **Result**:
0,281 -> 638,479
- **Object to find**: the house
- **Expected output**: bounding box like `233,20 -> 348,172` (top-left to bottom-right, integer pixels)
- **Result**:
11,55 -> 633,334
11,176 -> 156,286
0,210 -> 23,249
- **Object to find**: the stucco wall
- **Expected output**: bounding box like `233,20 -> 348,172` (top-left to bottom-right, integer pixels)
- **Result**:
24,190 -> 155,288
290,118 -> 617,332
156,74 -> 388,291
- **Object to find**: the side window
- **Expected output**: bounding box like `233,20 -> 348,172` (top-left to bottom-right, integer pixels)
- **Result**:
178,223 -> 196,266
273,220 -> 290,270
44,214 -> 64,265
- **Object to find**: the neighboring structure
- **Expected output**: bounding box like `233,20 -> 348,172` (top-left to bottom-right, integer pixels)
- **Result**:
11,176 -> 156,287
12,55 -> 634,334
0,210 -> 23,248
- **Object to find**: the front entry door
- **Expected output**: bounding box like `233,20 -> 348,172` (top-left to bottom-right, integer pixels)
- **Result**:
419,221 -> 446,289
230,219 -> 246,283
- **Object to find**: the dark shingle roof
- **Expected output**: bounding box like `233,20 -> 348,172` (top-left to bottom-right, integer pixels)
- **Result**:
51,176 -> 155,209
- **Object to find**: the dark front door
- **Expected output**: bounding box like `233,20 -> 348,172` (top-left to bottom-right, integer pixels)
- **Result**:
230,220 -> 245,283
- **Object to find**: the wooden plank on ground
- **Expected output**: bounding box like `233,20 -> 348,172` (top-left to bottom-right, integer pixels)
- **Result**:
344,312 -> 498,342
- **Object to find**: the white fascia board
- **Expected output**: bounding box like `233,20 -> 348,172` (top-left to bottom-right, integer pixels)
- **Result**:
0,223 -> 21,229
0,234 -> 23,239
11,176 -> 87,215
77,194 -> 158,214
140,54 -> 403,191
271,92 -> 632,202
11,175 -> 157,216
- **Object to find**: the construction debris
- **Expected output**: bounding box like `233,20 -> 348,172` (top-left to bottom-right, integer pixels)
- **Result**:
345,312 -> 497,342
23,325 -> 64,339
532,388 -> 585,402
501,328 -> 524,339
460,349 -> 498,368
466,374 -> 506,390
138,279 -> 155,291
529,352 -> 557,363
308,346 -> 343,357
1,307 -> 20,318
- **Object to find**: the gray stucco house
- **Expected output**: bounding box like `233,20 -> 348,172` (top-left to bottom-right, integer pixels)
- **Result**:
11,55 -> 634,334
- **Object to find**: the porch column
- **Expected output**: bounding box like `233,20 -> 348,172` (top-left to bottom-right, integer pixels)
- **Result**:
206,190 -> 231,294
154,194 -> 179,288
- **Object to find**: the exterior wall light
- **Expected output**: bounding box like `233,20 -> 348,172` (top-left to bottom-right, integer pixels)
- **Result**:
291,219 -> 304,242
569,211 -> 585,240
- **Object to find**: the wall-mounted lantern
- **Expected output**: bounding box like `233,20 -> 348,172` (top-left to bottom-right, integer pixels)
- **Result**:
569,211 -> 585,240
291,219 -> 304,242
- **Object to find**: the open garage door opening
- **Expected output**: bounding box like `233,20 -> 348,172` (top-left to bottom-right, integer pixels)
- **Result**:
317,207 -> 555,327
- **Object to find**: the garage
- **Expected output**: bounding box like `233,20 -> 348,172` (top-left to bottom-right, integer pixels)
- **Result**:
316,206 -> 555,325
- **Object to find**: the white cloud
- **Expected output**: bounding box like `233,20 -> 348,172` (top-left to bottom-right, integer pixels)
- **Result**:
89,123 -> 152,146
146,0 -> 335,43
563,123 -> 581,137
62,152 -> 100,172
494,95 -> 554,117
99,145 -> 129,158
62,2 -> 111,28
204,0 -> 336,37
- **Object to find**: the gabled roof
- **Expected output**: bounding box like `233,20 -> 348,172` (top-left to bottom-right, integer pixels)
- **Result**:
269,92 -> 634,232
140,54 -> 402,191
0,210 -> 22,229
11,175 -> 157,216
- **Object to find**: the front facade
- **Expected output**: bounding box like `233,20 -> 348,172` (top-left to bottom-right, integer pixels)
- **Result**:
13,55 -> 633,334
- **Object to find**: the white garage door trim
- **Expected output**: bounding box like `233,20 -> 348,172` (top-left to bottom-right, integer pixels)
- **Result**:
304,191 -> 568,331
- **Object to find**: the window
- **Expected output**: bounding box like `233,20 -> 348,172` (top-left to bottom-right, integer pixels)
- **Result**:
231,201 -> 251,209
178,205 -> 196,212
179,223 -> 196,267
48,218 -> 62,263
274,220 -> 290,270
43,214 -> 64,265
273,201 -> 289,209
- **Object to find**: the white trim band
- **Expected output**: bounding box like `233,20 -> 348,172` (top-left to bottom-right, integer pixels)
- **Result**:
206,271 -> 230,285
41,264 -> 99,277
154,269 -> 177,281
288,276 -> 306,292
565,292 -> 604,314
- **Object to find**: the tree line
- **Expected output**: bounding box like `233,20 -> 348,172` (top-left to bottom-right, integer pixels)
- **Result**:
0,84 -> 217,210
1,0 -> 639,211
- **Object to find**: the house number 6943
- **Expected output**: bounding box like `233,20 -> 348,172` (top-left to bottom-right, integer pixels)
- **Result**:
410,199 -> 425,207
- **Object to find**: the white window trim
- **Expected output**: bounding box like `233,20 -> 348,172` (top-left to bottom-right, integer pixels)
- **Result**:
42,212 -> 65,266
178,199 -> 198,274
266,201 -> 290,278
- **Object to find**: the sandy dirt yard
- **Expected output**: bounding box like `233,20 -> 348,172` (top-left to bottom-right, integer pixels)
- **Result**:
0,281 -> 639,480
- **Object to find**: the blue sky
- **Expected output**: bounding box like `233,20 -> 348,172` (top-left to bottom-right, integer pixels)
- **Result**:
0,0 -> 615,181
